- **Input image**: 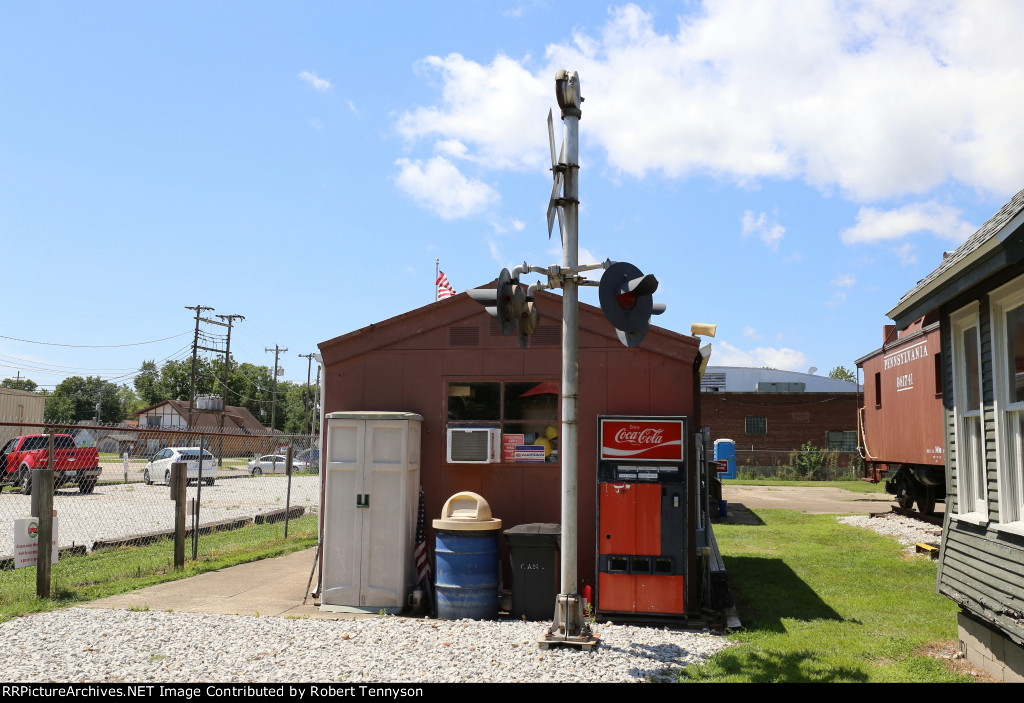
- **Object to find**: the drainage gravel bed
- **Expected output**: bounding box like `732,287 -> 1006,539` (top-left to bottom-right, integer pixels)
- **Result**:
0,608 -> 731,683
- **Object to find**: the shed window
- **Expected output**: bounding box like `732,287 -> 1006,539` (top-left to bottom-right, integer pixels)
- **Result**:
447,381 -> 559,462
744,416 -> 767,435
989,276 -> 1024,527
951,303 -> 986,521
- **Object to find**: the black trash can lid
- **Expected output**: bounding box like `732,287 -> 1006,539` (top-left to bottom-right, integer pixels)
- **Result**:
504,523 -> 560,536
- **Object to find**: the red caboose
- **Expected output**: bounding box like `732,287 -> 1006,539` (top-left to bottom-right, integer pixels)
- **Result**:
856,315 -> 945,513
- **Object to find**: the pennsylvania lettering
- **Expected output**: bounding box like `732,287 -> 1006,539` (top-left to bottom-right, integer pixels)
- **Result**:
884,342 -> 928,370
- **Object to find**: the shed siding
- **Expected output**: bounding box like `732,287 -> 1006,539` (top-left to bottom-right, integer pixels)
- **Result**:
937,261 -> 1024,648
319,292 -> 701,600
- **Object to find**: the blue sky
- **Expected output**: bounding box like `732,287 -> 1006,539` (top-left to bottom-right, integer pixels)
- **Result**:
3,1 -> 1023,391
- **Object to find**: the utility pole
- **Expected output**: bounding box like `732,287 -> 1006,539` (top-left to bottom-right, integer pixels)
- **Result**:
298,352 -> 316,437
216,314 -> 244,465
265,345 -> 287,432
185,305 -> 214,428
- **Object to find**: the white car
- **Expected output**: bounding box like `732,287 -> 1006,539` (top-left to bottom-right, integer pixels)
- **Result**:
144,447 -> 217,486
247,454 -> 309,475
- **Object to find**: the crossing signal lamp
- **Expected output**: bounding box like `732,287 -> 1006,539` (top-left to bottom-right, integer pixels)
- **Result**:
599,261 -> 665,348
467,268 -> 539,347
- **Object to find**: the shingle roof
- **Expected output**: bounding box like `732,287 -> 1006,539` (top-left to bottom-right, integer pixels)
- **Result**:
892,187 -> 1024,313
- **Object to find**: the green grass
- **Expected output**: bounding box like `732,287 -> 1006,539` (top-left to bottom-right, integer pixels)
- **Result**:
0,513 -> 318,624
723,477 -> 887,493
680,509 -> 967,682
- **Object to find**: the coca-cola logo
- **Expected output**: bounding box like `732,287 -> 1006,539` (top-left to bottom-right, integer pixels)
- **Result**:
613,428 -> 665,446
601,419 -> 685,462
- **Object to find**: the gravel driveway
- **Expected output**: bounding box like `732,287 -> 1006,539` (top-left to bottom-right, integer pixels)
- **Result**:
0,475 -> 319,555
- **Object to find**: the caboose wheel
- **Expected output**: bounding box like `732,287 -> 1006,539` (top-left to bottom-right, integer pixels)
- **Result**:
896,484 -> 915,510
916,486 -> 936,515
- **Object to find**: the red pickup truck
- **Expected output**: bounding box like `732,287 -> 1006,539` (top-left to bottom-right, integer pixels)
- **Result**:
0,434 -> 102,494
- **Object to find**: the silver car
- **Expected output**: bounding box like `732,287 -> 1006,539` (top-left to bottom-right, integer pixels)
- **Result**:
144,447 -> 217,486
247,454 -> 309,475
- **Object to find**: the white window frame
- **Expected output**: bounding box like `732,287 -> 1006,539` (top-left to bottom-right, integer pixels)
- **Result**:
989,275 -> 1024,532
950,302 -> 987,523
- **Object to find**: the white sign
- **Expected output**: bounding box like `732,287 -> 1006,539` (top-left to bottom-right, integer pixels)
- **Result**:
13,517 -> 59,569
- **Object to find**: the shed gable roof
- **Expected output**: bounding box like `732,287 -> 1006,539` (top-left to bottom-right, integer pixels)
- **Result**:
889,187 -> 1024,326
318,285 -> 701,366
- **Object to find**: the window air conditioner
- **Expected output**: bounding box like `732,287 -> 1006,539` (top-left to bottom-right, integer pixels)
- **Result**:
447,428 -> 501,464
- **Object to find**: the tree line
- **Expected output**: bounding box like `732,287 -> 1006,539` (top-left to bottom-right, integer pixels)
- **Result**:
2,357 -> 318,433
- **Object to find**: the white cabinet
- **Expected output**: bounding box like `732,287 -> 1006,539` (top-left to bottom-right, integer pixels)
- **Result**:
321,411 -> 423,611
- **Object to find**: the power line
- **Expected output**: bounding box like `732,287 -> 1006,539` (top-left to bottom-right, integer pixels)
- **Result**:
0,331 -> 190,348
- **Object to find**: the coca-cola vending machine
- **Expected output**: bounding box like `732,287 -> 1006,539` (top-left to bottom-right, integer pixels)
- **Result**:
596,416 -> 688,620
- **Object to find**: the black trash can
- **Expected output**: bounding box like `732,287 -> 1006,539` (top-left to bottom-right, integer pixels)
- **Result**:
503,523 -> 560,621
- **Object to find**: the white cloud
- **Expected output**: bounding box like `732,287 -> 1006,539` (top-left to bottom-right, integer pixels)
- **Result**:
399,2 -> 1024,201
742,326 -> 762,340
840,201 -> 976,244
831,273 -> 856,288
712,340 -> 810,372
394,156 -> 498,220
298,71 -> 332,92
396,54 -> 550,171
894,242 -> 917,266
741,211 -> 785,251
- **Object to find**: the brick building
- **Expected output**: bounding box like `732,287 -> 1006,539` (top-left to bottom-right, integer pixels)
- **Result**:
700,367 -> 859,468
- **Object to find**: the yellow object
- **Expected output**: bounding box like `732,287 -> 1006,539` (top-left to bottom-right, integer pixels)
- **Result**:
535,437 -> 553,457
544,424 -> 558,439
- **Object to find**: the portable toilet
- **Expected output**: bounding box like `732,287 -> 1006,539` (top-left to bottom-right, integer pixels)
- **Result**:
714,438 -> 737,479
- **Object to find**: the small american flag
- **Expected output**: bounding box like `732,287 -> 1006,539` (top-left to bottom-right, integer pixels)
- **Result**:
436,271 -> 456,300
414,486 -> 431,585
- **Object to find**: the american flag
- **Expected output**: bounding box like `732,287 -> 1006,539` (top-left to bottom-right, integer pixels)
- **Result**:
436,271 -> 456,300
414,486 -> 431,585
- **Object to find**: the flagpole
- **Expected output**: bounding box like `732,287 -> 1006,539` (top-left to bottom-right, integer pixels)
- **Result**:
435,258 -> 440,302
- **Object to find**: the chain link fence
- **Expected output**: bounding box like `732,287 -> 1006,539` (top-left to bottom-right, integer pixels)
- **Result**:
733,447 -> 862,480
0,420 -> 320,602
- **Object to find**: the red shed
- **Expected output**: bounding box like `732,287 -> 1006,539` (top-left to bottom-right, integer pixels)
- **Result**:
317,286 -> 706,610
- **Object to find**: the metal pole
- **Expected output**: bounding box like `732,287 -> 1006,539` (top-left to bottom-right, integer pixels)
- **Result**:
547,70 -> 589,643
172,462 -> 186,568
284,445 -> 293,538
35,433 -> 55,598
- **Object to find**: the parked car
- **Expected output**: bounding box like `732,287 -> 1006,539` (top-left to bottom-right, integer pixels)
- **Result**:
144,447 -> 217,486
247,454 -> 309,475
293,448 -> 321,473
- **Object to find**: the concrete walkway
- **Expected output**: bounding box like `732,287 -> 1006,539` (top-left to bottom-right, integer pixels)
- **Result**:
86,547 -> 370,620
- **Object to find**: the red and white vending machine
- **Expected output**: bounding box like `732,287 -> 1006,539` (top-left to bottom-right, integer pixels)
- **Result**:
596,416 -> 688,620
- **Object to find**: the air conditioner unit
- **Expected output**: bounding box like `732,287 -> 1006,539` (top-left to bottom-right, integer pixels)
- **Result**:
447,428 -> 501,464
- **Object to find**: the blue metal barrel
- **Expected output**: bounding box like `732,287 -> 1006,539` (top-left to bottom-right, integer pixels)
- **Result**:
434,529 -> 500,620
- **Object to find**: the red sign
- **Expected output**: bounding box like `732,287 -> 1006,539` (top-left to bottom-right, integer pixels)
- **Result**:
599,418 -> 685,462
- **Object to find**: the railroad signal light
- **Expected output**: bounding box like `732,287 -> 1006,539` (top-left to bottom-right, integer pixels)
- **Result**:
599,261 -> 665,348
467,268 -> 532,340
518,298 -> 539,349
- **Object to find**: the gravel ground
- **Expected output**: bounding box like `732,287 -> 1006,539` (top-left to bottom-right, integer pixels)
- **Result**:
0,476 -> 319,555
836,512 -> 943,551
0,609 -> 732,683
